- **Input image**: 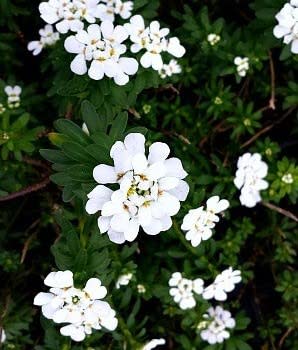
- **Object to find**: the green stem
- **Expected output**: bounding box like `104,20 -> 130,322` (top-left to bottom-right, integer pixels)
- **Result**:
173,220 -> 201,257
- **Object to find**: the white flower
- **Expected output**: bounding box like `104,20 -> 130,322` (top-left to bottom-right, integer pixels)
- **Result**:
234,56 -> 249,77
137,284 -> 146,293
64,22 -> 138,85
142,338 -> 166,350
97,0 -> 134,22
159,59 -> 182,79
273,1 -> 298,54
0,104 -> 6,114
82,123 -> 90,135
202,267 -> 241,301
1,329 -> 6,343
28,24 -> 59,56
39,0 -> 102,34
33,270 -> 117,341
234,153 -> 268,208
181,196 -> 229,247
282,173 -> 294,184
86,133 -> 189,244
200,306 -> 236,345
169,272 -> 204,310
4,85 -> 22,108
116,272 -> 133,288
207,33 -> 221,46
125,15 -> 186,71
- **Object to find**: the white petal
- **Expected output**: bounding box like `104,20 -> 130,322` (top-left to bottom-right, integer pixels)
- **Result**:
60,325 -> 86,342
164,158 -> 188,179
132,153 -> 148,174
140,51 -> 153,68
98,216 -> 111,233
64,36 -> 84,53
110,213 -> 130,231
88,60 -> 105,80
33,292 -> 53,306
107,229 -> 126,244
44,270 -> 73,288
124,133 -> 146,156
84,278 -> 107,299
118,57 -> 138,75
93,164 -> 117,184
70,54 -> 88,75
158,192 -> 180,216
124,217 -> 139,241
148,142 -> 170,164
291,39 -> 298,53
142,218 -> 162,235
168,180 -> 189,201
158,177 -> 179,191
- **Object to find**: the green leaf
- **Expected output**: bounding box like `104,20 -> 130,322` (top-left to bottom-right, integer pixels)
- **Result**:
81,100 -> 107,133
109,111 -> 128,140
54,119 -> 91,146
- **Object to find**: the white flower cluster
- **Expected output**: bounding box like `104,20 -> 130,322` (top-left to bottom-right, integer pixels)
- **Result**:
33,270 -> 117,342
203,267 -> 242,301
200,306 -> 236,345
158,59 -> 182,79
125,15 -> 185,71
28,24 -> 60,56
169,272 -> 204,310
64,21 -> 138,85
1,329 -> 6,343
4,85 -> 22,109
97,0 -> 133,22
36,1 -> 186,85
86,133 -> 189,244
116,272 -> 133,289
234,153 -> 268,208
142,338 -> 166,350
39,0 -> 102,34
273,0 -> 298,54
234,56 -> 249,77
169,268 -> 241,310
207,33 -> 221,46
181,196 -> 229,247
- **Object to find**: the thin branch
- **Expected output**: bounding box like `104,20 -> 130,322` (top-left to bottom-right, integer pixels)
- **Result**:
240,124 -> 273,148
241,107 -> 295,149
268,50 -> 276,110
0,176 -> 50,202
262,201 -> 298,223
278,328 -> 294,349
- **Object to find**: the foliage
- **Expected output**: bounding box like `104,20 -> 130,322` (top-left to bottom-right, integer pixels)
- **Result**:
0,0 -> 297,349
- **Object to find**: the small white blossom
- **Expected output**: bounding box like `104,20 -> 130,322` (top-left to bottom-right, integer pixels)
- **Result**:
28,24 -> 60,56
82,123 -> 90,135
64,22 -> 138,85
234,56 -> 249,77
116,272 -> 133,288
33,270 -> 117,342
4,85 -> 22,108
203,267 -> 242,301
97,0 -> 133,22
200,306 -> 236,345
125,15 -> 186,71
86,133 -> 189,244
282,173 -> 294,184
142,338 -> 166,350
207,33 -> 221,46
1,329 -> 6,343
39,0 -> 103,34
137,284 -> 146,293
234,153 -> 268,208
0,104 -> 6,114
169,272 -> 204,310
273,1 -> 298,54
159,59 -> 182,79
181,196 -> 229,247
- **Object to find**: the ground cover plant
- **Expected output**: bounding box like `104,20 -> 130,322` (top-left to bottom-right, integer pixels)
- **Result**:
0,0 -> 298,349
